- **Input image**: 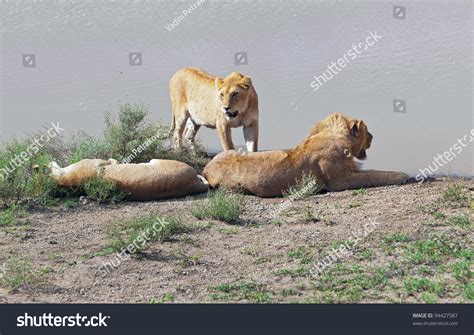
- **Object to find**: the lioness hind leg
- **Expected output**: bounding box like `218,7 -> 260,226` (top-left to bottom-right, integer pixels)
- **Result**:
173,112 -> 189,150
328,170 -> 409,191
48,159 -> 112,187
184,119 -> 201,152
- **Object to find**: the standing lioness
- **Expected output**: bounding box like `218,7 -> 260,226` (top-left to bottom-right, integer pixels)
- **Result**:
170,67 -> 259,152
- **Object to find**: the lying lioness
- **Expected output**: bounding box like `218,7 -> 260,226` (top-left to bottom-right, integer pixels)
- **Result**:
170,67 -> 259,152
203,113 -> 409,197
49,159 -> 208,200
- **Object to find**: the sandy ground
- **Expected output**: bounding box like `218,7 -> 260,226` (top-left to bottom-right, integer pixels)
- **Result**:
0,177 -> 472,303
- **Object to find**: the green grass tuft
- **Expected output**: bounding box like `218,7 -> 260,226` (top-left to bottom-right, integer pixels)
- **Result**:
150,293 -> 175,304
442,185 -> 469,206
382,232 -> 409,244
192,188 -> 243,222
432,211 -> 446,220
403,276 -> 445,296
451,260 -> 472,283
1,256 -> 40,292
404,234 -> 463,265
447,214 -> 472,229
352,188 -> 367,196
0,204 -> 29,226
209,281 -> 273,303
463,282 -> 474,301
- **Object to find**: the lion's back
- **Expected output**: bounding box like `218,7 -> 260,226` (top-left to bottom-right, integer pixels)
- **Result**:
170,67 -> 215,93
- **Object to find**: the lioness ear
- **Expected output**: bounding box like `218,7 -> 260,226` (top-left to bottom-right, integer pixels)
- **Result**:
215,78 -> 223,90
351,121 -> 360,137
351,120 -> 365,137
240,76 -> 252,89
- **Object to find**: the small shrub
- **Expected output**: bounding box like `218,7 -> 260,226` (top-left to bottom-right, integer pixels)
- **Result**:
0,140 -> 34,207
192,188 -> 243,222
67,132 -> 111,164
157,144 -> 210,173
104,103 -> 167,163
282,171 -> 321,199
107,215 -> 188,253
31,160 -> 63,207
104,103 -> 210,171
0,140 -> 59,208
302,205 -> 319,222
83,176 -> 127,204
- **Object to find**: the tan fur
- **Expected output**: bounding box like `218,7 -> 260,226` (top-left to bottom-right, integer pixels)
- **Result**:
170,67 -> 259,152
49,159 -> 114,187
203,113 -> 409,197
50,159 -> 208,200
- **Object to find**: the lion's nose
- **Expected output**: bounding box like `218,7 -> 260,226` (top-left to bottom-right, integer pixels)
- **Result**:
223,106 -> 231,112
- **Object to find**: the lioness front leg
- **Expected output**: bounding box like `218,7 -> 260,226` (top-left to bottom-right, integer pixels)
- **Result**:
216,122 -> 235,150
243,120 -> 258,152
328,170 -> 409,191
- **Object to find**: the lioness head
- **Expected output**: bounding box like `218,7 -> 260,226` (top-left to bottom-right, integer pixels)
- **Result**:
215,72 -> 252,120
348,119 -> 373,160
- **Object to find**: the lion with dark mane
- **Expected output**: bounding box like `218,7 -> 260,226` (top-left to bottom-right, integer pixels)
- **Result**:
203,113 -> 409,197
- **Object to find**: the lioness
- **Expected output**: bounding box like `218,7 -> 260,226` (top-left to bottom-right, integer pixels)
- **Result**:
48,159 -> 208,200
169,67 -> 259,152
203,113 -> 409,197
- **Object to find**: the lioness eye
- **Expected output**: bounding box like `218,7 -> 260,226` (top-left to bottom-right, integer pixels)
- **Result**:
220,92 -> 224,98
232,91 -> 238,97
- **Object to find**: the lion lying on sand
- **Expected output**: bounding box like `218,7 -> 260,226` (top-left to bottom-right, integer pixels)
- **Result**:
49,159 -> 208,200
203,113 -> 409,197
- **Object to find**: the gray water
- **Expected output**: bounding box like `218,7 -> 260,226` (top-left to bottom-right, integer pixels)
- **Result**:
1,0 -> 473,176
